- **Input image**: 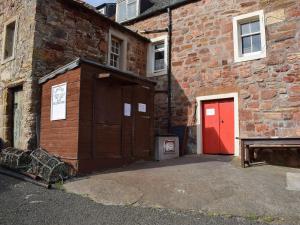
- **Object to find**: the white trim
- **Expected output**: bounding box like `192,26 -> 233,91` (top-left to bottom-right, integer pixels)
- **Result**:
196,93 -> 240,157
116,0 -> 140,23
1,16 -> 18,64
98,7 -> 106,15
147,35 -> 168,77
108,28 -> 128,71
233,10 -> 266,63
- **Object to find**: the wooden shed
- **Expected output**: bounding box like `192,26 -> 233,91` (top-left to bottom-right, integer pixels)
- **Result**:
39,58 -> 156,174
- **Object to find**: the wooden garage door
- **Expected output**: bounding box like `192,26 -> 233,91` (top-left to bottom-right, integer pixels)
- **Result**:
202,98 -> 234,155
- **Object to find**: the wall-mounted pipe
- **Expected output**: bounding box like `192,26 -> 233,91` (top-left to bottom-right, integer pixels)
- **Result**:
167,7 -> 172,133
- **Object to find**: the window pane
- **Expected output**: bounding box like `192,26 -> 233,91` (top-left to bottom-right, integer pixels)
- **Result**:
250,21 -> 260,33
242,36 -> 251,54
241,23 -> 250,35
154,51 -> 165,71
117,1 -> 126,21
252,34 -> 261,52
4,21 -> 16,59
155,43 -> 164,50
127,1 -> 136,19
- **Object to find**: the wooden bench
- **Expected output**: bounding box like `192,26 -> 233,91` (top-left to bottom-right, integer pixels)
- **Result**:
239,137 -> 300,168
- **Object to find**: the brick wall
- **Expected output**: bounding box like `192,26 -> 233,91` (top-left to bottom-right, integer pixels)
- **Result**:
126,0 -> 300,153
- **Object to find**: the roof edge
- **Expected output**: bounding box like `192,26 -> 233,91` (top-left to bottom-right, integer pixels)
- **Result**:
38,58 -> 80,84
39,58 -> 156,85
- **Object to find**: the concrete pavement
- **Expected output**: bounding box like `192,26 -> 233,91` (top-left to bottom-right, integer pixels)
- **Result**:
0,174 -> 270,225
64,155 -> 300,224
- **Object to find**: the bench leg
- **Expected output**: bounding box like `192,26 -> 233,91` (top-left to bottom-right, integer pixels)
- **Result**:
245,145 -> 250,167
241,141 -> 245,168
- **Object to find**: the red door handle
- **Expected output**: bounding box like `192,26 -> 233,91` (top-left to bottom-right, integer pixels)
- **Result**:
221,120 -> 224,123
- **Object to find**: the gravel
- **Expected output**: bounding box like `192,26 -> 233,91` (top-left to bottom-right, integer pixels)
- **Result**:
0,174 -> 270,225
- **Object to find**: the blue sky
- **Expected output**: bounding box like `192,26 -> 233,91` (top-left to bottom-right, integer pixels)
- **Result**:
86,0 -> 115,6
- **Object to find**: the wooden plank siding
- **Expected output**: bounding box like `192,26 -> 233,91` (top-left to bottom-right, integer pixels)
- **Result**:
40,68 -> 81,171
40,62 -> 155,174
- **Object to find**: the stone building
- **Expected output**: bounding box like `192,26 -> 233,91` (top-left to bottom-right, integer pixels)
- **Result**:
0,0 -> 148,150
121,0 -> 300,158
1,0 -> 300,164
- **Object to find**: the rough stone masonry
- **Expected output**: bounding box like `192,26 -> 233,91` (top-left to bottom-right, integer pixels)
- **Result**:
126,0 -> 300,155
0,0 -> 148,150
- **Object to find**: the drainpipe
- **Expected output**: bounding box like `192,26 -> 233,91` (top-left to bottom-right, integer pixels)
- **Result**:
167,7 -> 172,133
137,6 -> 173,134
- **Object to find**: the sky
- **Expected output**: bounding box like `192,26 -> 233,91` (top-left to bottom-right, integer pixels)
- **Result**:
86,0 -> 115,6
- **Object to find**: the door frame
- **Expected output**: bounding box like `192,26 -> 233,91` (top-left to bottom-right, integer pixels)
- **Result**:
196,93 -> 240,156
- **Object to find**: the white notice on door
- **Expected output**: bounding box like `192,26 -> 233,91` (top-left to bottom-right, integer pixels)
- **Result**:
138,103 -> 147,113
124,103 -> 131,117
206,108 -> 215,116
51,83 -> 67,121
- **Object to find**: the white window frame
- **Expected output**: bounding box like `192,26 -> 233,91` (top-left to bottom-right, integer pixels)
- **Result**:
233,10 -> 266,63
116,0 -> 140,23
110,37 -> 121,68
1,16 -> 18,64
147,36 -> 168,77
98,7 -> 106,15
108,29 -> 128,71
196,93 -> 240,157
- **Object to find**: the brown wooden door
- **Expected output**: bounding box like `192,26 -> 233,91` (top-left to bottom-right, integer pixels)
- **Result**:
93,80 -> 123,159
121,86 -> 134,160
133,86 -> 153,159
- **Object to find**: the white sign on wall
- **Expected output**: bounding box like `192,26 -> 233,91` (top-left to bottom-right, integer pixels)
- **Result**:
51,83 -> 67,121
138,103 -> 147,113
124,103 -> 131,117
206,108 -> 215,116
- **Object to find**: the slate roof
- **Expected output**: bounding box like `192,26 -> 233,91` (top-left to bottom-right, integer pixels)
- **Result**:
141,0 -> 189,16
123,0 -> 193,24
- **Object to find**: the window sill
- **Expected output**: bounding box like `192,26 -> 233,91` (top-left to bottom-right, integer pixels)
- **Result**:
147,70 -> 167,77
1,56 -> 15,65
234,51 -> 266,63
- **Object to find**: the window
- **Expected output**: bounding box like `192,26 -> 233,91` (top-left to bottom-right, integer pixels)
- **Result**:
108,29 -> 128,71
98,8 -> 106,15
147,36 -> 168,77
116,0 -> 139,22
153,42 -> 165,71
2,18 -> 18,63
110,37 -> 121,68
127,0 -> 137,19
233,10 -> 266,63
117,1 -> 127,22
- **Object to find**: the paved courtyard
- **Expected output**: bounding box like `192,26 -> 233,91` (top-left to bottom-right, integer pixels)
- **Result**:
65,155 -> 300,224
0,173 -> 270,225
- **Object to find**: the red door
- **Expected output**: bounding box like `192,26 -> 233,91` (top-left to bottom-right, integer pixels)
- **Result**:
202,98 -> 234,155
